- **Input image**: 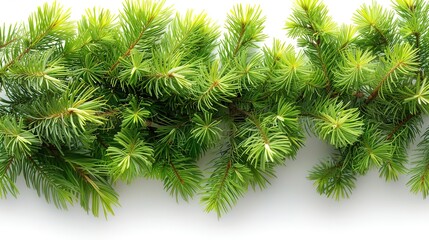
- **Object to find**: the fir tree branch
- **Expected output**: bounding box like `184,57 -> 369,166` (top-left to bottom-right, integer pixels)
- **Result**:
1,2 -> 72,71
0,37 -> 17,50
301,7 -> 332,92
233,24 -> 247,56
413,32 -> 425,79
251,117 -> 269,144
73,164 -> 95,188
3,0 -> 429,217
365,46 -> 418,104
415,32 -> 420,49
67,158 -> 119,217
169,160 -> 184,185
309,157 -> 356,200
371,24 -> 389,45
313,41 -> 332,92
96,135 -> 109,149
353,2 -> 395,50
215,160 -> 233,198
365,62 -> 404,104
108,16 -> 155,73
24,155 -> 75,209
4,158 -> 13,173
221,4 -> 266,60
161,11 -> 218,61
386,113 -> 416,140
0,157 -> 15,189
2,47 -> 31,71
286,1 -> 334,94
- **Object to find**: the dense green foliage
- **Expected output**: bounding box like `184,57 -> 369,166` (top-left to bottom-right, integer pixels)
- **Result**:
1,0 -> 429,217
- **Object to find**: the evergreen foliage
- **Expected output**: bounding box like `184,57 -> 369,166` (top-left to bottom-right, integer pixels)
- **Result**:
1,0 -> 429,217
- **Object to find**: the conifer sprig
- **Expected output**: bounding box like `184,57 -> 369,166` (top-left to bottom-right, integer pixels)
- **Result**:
1,0 -> 429,217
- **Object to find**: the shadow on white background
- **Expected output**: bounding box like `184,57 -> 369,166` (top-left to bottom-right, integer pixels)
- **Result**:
1,134 -> 428,239
1,0 -> 428,239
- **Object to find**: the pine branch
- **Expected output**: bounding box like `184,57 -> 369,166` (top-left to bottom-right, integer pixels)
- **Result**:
309,156 -> 356,200
286,0 -> 337,93
370,23 -> 389,46
3,157 -> 14,174
202,157 -> 234,217
233,24 -> 247,56
408,126 -> 429,197
313,41 -> 332,92
221,4 -> 266,60
0,37 -> 17,50
108,17 -> 155,73
353,2 -> 397,52
3,0 -> 429,217
1,2 -> 72,71
0,154 -> 18,199
160,11 -> 219,62
169,160 -> 184,184
108,0 -> 172,74
365,43 -> 418,103
24,155 -> 76,209
196,61 -> 239,110
365,61 -> 407,104
302,10 -> 332,92
107,128 -> 154,182
386,113 -> 416,140
215,160 -> 233,200
201,120 -> 250,217
67,159 -> 119,217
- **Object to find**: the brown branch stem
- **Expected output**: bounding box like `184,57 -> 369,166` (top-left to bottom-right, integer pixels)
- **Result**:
1,20 -> 59,71
365,61 -> 404,104
169,160 -> 184,184
108,16 -> 155,73
386,113 -> 415,140
0,38 -> 18,49
232,23 -> 247,56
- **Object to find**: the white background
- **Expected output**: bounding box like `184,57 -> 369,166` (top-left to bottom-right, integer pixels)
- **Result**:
1,0 -> 429,239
